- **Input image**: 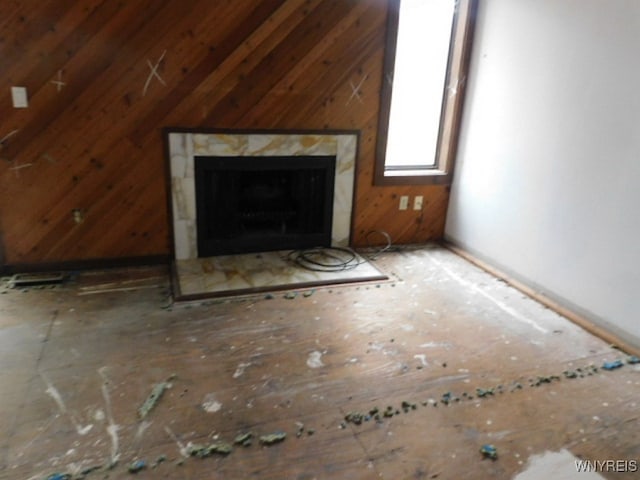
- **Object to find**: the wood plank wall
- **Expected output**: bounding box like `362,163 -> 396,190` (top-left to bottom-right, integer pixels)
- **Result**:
0,0 -> 449,267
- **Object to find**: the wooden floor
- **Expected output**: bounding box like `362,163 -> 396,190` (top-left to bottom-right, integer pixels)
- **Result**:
1,245 -> 638,480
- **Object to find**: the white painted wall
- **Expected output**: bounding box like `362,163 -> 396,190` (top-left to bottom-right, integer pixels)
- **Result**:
446,0 -> 640,346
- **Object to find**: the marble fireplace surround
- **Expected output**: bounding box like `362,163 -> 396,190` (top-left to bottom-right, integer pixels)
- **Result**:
166,129 -> 359,260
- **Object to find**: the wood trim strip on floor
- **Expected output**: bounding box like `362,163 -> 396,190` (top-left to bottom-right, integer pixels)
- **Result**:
171,273 -> 389,303
442,240 -> 640,358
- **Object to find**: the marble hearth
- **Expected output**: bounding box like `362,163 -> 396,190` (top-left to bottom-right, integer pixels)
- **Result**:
174,249 -> 388,300
167,130 -> 358,260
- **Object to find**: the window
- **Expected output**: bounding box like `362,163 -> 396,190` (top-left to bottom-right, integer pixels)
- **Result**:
375,0 -> 477,185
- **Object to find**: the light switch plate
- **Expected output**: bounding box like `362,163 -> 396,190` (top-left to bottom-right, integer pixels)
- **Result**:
11,86 -> 28,108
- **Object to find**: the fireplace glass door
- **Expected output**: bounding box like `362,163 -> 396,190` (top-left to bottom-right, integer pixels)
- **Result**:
194,155 -> 336,256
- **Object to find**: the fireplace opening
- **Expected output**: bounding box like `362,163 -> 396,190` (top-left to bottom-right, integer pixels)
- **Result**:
194,155 -> 336,256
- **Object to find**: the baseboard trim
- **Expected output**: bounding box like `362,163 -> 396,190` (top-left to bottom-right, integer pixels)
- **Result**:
1,255 -> 171,275
441,240 -> 640,358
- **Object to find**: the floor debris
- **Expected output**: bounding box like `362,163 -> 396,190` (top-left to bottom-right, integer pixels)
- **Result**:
344,412 -> 366,425
128,460 -> 147,473
529,375 -> 560,387
441,392 -> 453,405
331,356 -> 635,431
284,291 -> 297,300
45,474 -> 71,480
602,359 -> 624,370
234,432 -> 253,447
480,444 -> 498,460
476,388 -> 494,398
187,441 -> 233,457
138,375 -> 176,419
80,465 -> 102,475
5,247 -> 639,480
401,400 -> 417,412
259,432 -> 287,445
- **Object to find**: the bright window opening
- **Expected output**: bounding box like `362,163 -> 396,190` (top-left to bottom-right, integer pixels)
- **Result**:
385,0 -> 455,170
375,0 -> 477,185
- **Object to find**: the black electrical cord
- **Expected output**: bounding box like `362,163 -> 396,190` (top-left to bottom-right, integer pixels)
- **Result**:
286,231 -> 394,272
364,230 -> 393,259
286,246 -> 365,272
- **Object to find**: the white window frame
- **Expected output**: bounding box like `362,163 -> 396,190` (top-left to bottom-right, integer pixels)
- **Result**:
375,0 -> 478,186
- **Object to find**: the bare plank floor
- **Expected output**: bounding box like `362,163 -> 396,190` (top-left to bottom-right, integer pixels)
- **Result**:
0,245 -> 638,480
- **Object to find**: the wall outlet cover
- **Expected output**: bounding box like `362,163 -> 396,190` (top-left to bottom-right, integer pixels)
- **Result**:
11,86 -> 28,108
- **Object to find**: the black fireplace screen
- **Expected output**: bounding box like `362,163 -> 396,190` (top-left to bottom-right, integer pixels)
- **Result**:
194,155 -> 336,256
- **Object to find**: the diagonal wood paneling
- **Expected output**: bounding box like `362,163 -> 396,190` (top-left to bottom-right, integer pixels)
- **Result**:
0,0 -> 449,267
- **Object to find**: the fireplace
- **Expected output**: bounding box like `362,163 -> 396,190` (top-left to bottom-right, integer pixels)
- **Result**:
166,129 -> 358,260
195,155 -> 336,256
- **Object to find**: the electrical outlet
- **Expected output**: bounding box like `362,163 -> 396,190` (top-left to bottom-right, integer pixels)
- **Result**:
399,195 -> 409,210
11,86 -> 28,108
72,209 -> 85,224
414,195 -> 424,210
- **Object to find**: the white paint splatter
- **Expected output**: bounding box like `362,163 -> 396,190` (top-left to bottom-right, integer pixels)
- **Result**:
51,70 -> 66,92
164,426 -> 190,458
307,351 -> 324,368
16,415 -> 57,458
134,420 -> 153,444
233,362 -> 252,379
143,49 -> 167,96
414,354 -> 428,366
419,342 -> 452,349
430,257 -> 548,334
42,378 -> 66,412
77,424 -> 93,435
202,393 -> 222,413
98,368 -> 120,465
41,373 -> 93,436
0,129 -> 19,146
346,75 -> 367,106
63,463 -> 85,477
487,429 -> 512,440
401,324 -> 415,332
369,342 -> 396,356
